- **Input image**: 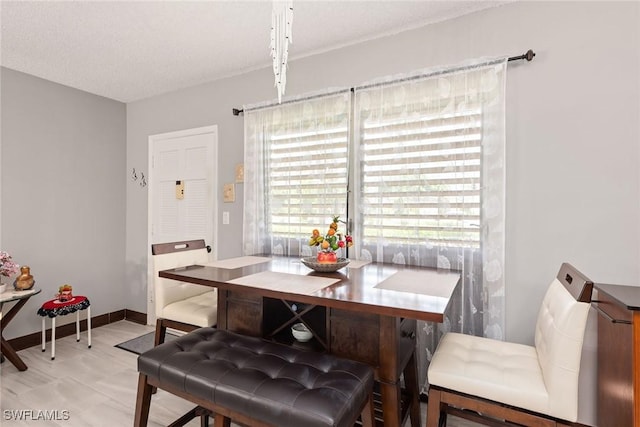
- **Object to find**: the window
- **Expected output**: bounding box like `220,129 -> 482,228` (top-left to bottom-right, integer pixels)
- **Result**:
355,87 -> 483,249
245,62 -> 505,268
268,112 -> 349,239
242,92 -> 351,255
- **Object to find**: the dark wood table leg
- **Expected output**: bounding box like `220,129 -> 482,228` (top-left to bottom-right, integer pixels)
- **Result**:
379,315 -> 402,427
0,298 -> 31,371
379,381 -> 402,427
217,290 -> 228,330
403,349 -> 421,427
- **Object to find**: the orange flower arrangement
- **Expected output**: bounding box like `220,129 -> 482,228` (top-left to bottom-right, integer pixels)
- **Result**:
308,216 -> 353,263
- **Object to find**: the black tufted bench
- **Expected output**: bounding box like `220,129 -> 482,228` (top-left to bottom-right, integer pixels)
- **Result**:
133,327 -> 375,427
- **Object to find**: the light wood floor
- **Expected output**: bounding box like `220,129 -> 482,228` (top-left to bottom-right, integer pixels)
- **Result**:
1,320 -> 480,426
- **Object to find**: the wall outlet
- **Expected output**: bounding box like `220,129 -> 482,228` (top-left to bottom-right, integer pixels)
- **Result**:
223,211 -> 230,225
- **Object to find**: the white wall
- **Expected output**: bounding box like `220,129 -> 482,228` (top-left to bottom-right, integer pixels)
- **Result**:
1,68 -> 127,339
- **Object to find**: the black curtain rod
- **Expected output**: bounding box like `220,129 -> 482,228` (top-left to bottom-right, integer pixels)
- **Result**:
232,49 -> 535,116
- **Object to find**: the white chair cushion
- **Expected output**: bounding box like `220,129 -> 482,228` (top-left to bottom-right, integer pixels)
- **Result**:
153,248 -> 213,317
428,332 -> 549,415
162,289 -> 218,328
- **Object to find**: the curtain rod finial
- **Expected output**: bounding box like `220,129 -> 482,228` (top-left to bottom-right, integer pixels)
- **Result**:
525,49 -> 535,61
507,49 -> 536,62
232,108 -> 244,116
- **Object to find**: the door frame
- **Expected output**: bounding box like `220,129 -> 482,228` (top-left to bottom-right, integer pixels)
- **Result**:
146,125 -> 219,325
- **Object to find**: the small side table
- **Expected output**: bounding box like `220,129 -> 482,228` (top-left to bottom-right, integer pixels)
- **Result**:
37,296 -> 91,360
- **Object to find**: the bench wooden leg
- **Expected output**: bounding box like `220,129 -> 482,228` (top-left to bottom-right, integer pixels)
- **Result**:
213,414 -> 231,427
166,406 -> 204,427
150,319 -> 168,395
134,374 -> 153,427
154,318 -> 167,347
194,407 -> 212,427
360,393 -> 375,427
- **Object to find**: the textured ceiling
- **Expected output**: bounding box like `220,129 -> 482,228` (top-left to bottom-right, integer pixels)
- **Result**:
1,1 -> 512,103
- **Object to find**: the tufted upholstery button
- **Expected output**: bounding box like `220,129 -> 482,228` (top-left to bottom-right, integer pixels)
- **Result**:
135,328 -> 375,427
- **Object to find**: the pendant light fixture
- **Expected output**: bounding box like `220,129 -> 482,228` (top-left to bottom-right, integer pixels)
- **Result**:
270,0 -> 293,103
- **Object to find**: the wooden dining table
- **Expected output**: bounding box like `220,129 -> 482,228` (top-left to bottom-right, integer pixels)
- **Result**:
159,255 -> 460,427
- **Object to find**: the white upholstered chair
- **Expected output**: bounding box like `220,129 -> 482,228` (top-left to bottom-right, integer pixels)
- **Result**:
151,239 -> 217,347
426,263 -> 594,427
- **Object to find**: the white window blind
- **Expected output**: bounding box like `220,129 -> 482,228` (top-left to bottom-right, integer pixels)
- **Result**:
356,89 -> 483,248
264,95 -> 350,240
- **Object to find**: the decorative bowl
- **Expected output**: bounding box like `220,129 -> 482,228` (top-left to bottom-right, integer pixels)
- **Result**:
291,323 -> 313,342
300,257 -> 350,273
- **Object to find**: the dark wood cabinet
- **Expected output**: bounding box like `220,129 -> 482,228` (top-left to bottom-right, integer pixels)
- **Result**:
222,290 -> 263,336
594,283 -> 640,427
329,309 -> 381,366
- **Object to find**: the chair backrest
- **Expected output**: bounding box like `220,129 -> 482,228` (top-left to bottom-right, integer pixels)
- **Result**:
151,239 -> 212,317
534,262 -> 594,421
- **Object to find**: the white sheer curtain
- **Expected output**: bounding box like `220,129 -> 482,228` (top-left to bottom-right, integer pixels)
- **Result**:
243,92 -> 351,256
353,58 -> 507,392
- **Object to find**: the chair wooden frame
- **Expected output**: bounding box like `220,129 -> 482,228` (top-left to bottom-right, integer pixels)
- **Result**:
426,263 -> 594,427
